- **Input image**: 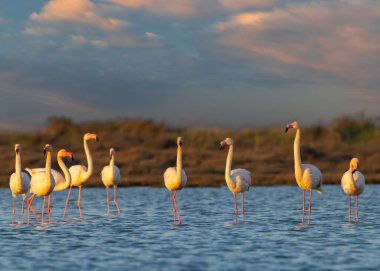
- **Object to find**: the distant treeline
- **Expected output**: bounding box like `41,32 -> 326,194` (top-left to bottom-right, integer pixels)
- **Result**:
1,116 -> 379,187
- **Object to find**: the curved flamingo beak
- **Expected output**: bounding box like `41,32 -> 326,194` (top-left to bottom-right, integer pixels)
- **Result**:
43,149 -> 46,156
66,151 -> 74,160
16,149 -> 19,154
285,124 -> 293,133
220,141 -> 226,149
179,141 -> 182,147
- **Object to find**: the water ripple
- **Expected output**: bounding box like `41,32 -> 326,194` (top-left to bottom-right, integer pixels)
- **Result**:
0,186 -> 379,270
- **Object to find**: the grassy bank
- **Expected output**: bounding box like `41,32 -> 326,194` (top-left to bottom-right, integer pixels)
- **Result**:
1,116 -> 379,188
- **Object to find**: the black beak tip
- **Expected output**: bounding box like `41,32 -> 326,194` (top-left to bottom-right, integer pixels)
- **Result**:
96,136 -> 99,142
285,127 -> 289,133
179,141 -> 182,147
16,150 -> 19,154
352,169 -> 357,174
71,156 -> 74,161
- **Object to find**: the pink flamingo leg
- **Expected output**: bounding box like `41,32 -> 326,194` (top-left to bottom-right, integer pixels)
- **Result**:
78,186 -> 83,219
27,194 -> 39,223
21,194 -> 26,224
301,190 -> 305,224
308,190 -> 312,224
356,195 -> 359,222
234,193 -> 238,216
63,185 -> 72,219
348,196 -> 351,222
106,187 -> 110,216
48,195 -> 52,223
41,196 -> 46,224
12,196 -> 16,224
241,193 -> 245,216
173,191 -> 181,225
113,185 -> 120,214
171,191 -> 176,224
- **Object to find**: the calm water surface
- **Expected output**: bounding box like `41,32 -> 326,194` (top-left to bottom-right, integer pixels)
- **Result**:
0,185 -> 379,270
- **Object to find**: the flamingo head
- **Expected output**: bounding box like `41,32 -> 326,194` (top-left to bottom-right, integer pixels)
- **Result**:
177,137 -> 183,147
285,121 -> 300,133
220,138 -> 233,149
350,157 -> 359,173
84,133 -> 99,142
43,144 -> 53,156
14,144 -> 21,154
109,148 -> 115,160
58,149 -> 74,160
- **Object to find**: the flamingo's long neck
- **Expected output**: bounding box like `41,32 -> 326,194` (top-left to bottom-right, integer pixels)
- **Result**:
294,129 -> 302,182
175,145 -> 182,187
15,152 -> 22,191
45,151 -> 53,186
109,154 -> 115,179
225,144 -> 236,190
347,164 -> 356,191
57,154 -> 71,188
83,138 -> 93,181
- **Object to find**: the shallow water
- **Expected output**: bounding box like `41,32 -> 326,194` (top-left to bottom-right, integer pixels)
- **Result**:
0,185 -> 379,270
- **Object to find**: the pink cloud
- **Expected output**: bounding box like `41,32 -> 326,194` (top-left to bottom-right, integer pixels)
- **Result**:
30,0 -> 125,31
213,2 -> 380,80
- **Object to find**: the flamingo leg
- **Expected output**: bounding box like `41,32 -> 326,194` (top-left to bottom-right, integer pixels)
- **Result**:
48,195 -> 51,223
42,196 -> 46,224
173,191 -> 181,225
171,191 -> 176,224
308,190 -> 312,224
27,194 -> 39,223
348,196 -> 351,222
12,196 -> 16,224
78,186 -> 83,219
106,186 -> 110,216
63,185 -> 72,219
113,185 -> 120,214
356,195 -> 359,222
21,194 -> 26,224
301,190 -> 305,224
233,193 -> 238,217
241,193 -> 245,216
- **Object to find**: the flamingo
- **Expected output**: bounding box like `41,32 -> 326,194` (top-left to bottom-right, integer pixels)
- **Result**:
285,121 -> 323,224
27,144 -> 56,224
163,137 -> 187,225
9,144 -> 31,224
220,138 -> 251,221
64,133 -> 98,219
26,149 -> 74,218
101,148 -> 121,216
341,157 -> 365,222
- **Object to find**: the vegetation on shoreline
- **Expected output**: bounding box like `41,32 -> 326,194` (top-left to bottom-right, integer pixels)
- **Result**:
1,116 -> 379,188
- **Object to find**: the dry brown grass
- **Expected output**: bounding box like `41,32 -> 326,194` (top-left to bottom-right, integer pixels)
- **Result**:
1,116 -> 379,188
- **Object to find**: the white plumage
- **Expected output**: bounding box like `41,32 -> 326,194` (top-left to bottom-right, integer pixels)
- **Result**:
9,144 -> 30,223
230,168 -> 251,193
341,158 -> 365,196
341,158 -> 365,221
27,144 -> 56,223
298,164 -> 323,192
286,121 -> 323,224
25,149 -> 74,192
101,148 -> 121,215
63,133 -> 98,219
163,137 -> 187,225
164,167 -> 187,191
220,138 -> 252,219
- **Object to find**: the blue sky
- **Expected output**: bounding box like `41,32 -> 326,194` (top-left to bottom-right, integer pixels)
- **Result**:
0,0 -> 379,130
